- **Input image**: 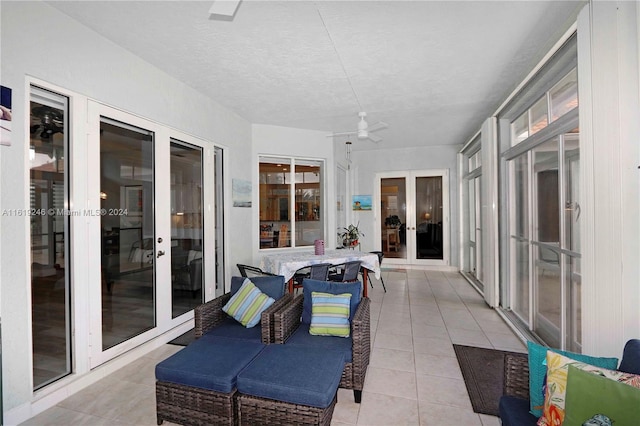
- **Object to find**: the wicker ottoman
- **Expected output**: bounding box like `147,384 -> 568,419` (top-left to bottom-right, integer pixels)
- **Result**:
236,345 -> 345,426
155,336 -> 265,426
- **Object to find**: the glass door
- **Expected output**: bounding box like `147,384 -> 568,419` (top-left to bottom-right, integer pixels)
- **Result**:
170,140 -> 204,318
376,170 -> 450,266
88,102 -> 215,367
29,86 -> 71,389
99,116 -> 157,351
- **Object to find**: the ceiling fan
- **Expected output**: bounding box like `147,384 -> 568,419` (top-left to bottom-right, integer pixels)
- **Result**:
328,112 -> 388,143
30,105 -> 64,141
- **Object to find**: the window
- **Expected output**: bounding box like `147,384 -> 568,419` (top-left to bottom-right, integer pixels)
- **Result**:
259,157 -> 324,249
511,67 -> 578,146
500,34 -> 581,352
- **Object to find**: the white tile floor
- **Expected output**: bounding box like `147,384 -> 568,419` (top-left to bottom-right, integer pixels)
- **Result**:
22,269 -> 526,426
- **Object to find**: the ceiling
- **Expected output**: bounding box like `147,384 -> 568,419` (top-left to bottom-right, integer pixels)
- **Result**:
47,0 -> 584,151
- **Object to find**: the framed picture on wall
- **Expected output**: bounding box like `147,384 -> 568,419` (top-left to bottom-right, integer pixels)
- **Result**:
125,185 -> 143,216
352,195 -> 372,211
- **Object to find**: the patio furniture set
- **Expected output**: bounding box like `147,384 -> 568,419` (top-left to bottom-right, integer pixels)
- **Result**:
155,274 -> 370,425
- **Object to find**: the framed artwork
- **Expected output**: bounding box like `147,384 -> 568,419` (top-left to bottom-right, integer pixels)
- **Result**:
1,85 -> 12,146
125,185 -> 143,216
232,178 -> 252,207
352,195 -> 372,211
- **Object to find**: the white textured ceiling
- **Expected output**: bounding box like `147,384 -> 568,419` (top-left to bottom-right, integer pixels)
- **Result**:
47,0 -> 584,151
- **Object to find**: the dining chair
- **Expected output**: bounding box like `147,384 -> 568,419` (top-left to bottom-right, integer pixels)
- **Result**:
367,251 -> 387,292
293,263 -> 332,291
236,264 -> 277,278
328,260 -> 362,282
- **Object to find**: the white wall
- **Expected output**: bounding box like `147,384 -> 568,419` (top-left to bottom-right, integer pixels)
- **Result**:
350,144 -> 460,265
251,124 -> 335,262
1,1 -> 252,420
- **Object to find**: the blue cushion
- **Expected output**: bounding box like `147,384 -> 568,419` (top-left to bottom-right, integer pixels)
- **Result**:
155,336 -> 264,393
499,396 -> 538,426
618,339 -> 640,374
286,323 -> 352,363
231,275 -> 285,300
301,278 -> 361,324
527,341 -> 618,417
237,345 -> 344,408
203,317 -> 263,342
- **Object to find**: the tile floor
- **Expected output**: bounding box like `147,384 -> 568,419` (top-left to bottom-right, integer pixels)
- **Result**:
22,269 -> 526,425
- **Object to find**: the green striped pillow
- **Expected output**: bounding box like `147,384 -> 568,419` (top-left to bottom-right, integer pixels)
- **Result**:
222,278 -> 275,328
309,291 -> 351,338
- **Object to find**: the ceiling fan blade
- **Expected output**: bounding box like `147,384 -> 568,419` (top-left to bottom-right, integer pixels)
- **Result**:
327,130 -> 356,138
368,121 -> 388,132
368,134 -> 382,143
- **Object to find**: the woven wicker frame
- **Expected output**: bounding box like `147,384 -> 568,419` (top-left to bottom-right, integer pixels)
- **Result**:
156,381 -> 236,426
237,393 -> 336,426
503,352 -> 530,400
194,292 -> 292,344
273,294 -> 371,392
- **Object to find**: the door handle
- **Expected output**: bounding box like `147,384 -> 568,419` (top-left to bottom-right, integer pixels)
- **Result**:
157,250 -> 165,258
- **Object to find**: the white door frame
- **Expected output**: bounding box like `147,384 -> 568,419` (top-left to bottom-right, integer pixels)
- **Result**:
374,169 -> 450,267
87,101 -> 215,367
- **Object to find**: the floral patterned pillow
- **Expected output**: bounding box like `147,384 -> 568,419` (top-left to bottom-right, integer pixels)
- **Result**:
537,350 -> 640,426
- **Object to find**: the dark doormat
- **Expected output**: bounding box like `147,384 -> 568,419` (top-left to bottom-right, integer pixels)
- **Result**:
168,329 -> 195,346
453,344 -> 525,417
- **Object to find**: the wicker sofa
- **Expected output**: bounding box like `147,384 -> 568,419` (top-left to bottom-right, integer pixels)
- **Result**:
273,278 -> 371,403
499,339 -> 640,426
156,275 -> 291,425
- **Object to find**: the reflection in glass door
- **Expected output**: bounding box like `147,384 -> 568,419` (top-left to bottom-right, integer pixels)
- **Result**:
30,86 -> 71,389
100,117 -> 155,351
170,140 -> 203,317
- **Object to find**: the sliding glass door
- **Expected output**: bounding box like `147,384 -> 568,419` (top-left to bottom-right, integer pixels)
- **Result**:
30,86 -> 71,389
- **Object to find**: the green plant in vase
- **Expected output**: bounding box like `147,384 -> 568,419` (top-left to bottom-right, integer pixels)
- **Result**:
339,223 -> 364,247
384,215 -> 402,228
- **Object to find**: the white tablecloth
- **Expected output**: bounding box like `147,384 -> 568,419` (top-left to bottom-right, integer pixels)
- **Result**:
260,249 -> 380,283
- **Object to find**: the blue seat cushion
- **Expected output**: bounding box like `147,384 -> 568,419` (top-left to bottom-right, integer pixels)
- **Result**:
155,336 -> 264,393
231,275 -> 285,300
301,278 -> 361,323
237,345 -> 344,408
286,323 -> 353,363
499,396 -> 538,426
203,317 -> 263,342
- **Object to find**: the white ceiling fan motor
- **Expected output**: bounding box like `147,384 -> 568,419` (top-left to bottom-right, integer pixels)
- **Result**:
357,112 -> 368,139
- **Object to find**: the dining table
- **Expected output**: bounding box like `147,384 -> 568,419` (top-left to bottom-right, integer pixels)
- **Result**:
260,249 -> 380,297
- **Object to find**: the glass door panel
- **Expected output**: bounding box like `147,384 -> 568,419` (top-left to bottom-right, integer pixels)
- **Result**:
30,86 -> 71,389
415,176 -> 443,260
100,117 -> 155,351
533,138 -> 560,346
380,177 -> 406,259
170,140 -> 203,317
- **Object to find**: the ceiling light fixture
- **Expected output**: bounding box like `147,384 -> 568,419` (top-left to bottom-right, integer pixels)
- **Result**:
345,141 -> 352,163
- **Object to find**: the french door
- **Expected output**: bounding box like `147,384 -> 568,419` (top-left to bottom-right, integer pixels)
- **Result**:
87,102 -> 214,366
375,170 -> 450,267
